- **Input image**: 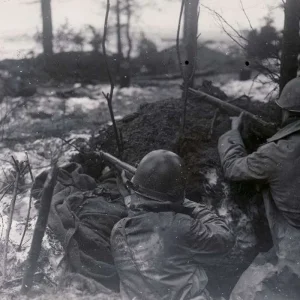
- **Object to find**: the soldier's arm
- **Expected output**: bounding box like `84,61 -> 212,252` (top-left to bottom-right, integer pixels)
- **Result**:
180,208 -> 235,264
218,129 -> 276,181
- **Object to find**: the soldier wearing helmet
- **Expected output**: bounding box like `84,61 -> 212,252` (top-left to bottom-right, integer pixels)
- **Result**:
111,149 -> 234,300
218,77 -> 300,299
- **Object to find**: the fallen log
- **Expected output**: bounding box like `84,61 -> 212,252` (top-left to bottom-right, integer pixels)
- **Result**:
183,86 -> 278,136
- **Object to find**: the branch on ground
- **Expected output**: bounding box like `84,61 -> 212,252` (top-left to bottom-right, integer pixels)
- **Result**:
2,157 -> 28,280
18,153 -> 35,251
21,163 -> 58,294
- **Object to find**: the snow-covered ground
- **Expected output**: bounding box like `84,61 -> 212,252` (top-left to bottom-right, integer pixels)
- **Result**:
0,75 -> 278,297
0,133 -> 89,283
216,74 -> 279,103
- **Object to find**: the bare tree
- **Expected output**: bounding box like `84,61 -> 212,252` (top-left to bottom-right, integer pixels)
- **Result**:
113,0 -> 133,87
115,0 -> 123,75
183,0 -> 200,88
202,2 -> 300,92
102,0 -> 123,157
125,0 -> 133,61
279,0 -> 300,93
41,0 -> 53,62
177,0 -> 200,134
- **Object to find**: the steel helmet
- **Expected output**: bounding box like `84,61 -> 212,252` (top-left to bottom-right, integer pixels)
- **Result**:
276,77 -> 300,112
131,150 -> 186,203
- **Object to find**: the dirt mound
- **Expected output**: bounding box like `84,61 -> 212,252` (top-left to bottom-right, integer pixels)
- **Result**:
72,89 -> 280,298
76,92 -> 279,203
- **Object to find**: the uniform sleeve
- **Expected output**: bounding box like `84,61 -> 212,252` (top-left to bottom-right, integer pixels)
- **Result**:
218,129 -> 276,182
183,205 -> 235,264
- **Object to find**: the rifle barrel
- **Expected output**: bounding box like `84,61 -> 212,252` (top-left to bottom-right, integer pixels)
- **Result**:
99,151 -> 136,175
187,86 -> 274,128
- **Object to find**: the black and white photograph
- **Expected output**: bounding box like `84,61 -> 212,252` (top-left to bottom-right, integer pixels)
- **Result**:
0,0 -> 299,299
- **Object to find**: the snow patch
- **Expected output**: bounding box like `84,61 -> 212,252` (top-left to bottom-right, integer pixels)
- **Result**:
218,74 -> 278,103
107,115 -> 123,125
204,168 -> 218,186
218,183 -> 231,218
66,97 -> 101,114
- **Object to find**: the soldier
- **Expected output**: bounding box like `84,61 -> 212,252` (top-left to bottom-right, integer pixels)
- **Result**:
111,149 -> 234,300
218,77 -> 300,299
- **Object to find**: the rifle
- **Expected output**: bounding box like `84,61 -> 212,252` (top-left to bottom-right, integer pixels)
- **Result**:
182,85 -> 278,137
98,151 -> 136,179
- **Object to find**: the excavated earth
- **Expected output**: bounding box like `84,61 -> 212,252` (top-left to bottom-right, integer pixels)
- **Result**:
73,87 -> 281,299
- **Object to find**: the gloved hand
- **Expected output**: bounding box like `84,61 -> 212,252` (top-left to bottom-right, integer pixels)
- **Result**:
230,112 -> 244,131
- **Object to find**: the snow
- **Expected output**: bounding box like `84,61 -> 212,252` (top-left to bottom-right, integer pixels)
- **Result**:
204,168 -> 218,186
66,97 -> 102,114
107,115 -> 123,126
34,96 -> 64,116
0,128 -> 91,283
117,86 -> 152,97
0,74 -> 279,296
218,74 -> 279,103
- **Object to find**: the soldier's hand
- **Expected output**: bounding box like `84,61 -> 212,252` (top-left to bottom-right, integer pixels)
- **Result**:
230,112 -> 244,131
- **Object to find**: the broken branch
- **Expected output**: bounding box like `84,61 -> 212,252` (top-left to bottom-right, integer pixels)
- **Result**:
3,160 -> 21,279
208,109 -> 219,140
18,155 -> 35,251
21,164 -> 58,294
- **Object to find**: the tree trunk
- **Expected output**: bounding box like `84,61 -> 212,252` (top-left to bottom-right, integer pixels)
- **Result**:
116,0 -> 123,76
183,0 -> 199,88
41,0 -> 53,63
119,0 -> 132,88
279,0 -> 300,93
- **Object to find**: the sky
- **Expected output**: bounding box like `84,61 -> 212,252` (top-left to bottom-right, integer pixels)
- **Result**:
0,0 -> 283,59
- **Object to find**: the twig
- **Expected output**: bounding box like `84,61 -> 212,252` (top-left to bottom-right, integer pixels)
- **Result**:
201,3 -> 280,86
247,72 -> 261,97
208,109 -> 219,140
25,152 -> 34,182
0,182 -> 14,202
239,0 -> 253,30
102,0 -> 122,157
18,156 -> 35,251
2,167 -> 9,184
201,3 -> 247,51
21,164 -> 58,294
3,160 -> 20,279
0,212 -> 4,240
0,158 -> 14,165
3,272 -> 45,289
11,156 -> 20,172
59,137 -> 83,154
264,85 -> 278,101
0,183 -> 12,196
201,4 -> 248,44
